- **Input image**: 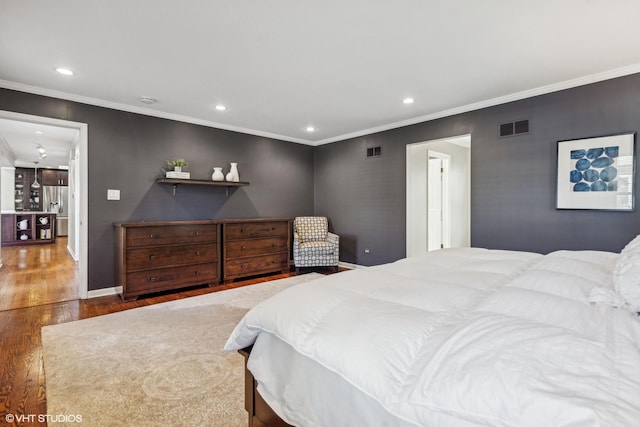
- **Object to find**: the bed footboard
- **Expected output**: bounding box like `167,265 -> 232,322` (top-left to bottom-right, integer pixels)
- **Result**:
239,347 -> 293,427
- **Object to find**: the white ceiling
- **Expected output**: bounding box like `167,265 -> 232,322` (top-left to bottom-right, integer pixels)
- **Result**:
2,1 -> 640,146
0,118 -> 77,168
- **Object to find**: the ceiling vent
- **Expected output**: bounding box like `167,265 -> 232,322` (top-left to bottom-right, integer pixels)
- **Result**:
366,146 -> 382,158
499,119 -> 530,137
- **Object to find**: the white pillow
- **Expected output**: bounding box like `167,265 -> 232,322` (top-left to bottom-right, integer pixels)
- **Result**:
621,234 -> 640,256
613,234 -> 640,312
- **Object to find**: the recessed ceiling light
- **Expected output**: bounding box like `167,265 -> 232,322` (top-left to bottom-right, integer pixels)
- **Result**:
35,131 -> 43,135
403,97 -> 414,104
55,67 -> 74,76
306,126 -> 315,132
215,105 -> 227,111
139,97 -> 157,104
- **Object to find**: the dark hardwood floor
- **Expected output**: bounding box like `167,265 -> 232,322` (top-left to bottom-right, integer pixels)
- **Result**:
0,240 -> 338,426
0,238 -> 78,312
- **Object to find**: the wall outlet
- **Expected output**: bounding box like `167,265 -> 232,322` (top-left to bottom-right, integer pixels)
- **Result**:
364,248 -> 371,254
107,189 -> 120,200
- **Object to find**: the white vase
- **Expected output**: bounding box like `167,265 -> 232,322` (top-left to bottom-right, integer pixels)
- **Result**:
226,162 -> 239,182
174,166 -> 182,173
211,167 -> 224,181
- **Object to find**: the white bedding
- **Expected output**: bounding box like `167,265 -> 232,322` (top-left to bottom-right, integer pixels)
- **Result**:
225,248 -> 640,426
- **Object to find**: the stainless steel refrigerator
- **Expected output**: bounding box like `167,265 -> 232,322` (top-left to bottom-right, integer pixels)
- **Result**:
43,186 -> 69,236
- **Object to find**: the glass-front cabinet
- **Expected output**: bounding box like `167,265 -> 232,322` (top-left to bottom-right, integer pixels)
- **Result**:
14,167 -> 42,211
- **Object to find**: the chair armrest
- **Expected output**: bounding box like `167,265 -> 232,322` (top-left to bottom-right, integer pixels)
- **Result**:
327,232 -> 339,244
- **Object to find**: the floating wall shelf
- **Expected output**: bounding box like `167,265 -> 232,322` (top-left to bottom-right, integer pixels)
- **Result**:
156,178 -> 250,196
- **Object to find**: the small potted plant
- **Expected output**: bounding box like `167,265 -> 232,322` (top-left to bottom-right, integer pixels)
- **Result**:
166,158 -> 188,173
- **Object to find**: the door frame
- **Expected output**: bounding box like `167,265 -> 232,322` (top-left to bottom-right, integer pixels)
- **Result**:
406,134 -> 470,258
0,110 -> 88,299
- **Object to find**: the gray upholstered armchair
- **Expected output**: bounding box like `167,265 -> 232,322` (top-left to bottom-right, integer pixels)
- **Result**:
293,216 -> 340,273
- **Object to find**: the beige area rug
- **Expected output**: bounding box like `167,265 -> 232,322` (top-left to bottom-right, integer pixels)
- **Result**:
42,273 -> 323,427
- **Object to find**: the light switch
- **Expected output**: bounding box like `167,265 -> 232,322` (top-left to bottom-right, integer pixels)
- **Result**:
107,189 -> 120,200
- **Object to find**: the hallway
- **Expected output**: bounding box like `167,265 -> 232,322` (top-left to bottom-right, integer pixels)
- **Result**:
0,238 -> 78,311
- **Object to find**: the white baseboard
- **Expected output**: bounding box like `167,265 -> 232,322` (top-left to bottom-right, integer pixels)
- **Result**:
88,286 -> 122,299
339,261 -> 367,269
67,245 -> 79,261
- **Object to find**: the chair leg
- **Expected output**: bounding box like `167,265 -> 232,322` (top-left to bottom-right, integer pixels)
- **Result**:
334,266 -> 339,273
295,267 -> 301,275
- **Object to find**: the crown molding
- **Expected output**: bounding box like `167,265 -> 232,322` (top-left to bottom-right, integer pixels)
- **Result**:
312,63 -> 640,145
3,61 -> 640,148
0,79 -> 315,146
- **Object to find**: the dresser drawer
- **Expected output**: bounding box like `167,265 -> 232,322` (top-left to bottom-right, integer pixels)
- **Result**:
224,253 -> 288,279
126,224 -> 218,247
225,237 -> 288,259
125,262 -> 219,294
126,243 -> 217,271
224,221 -> 289,240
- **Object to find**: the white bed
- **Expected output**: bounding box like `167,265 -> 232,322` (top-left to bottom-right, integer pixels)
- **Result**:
225,246 -> 640,426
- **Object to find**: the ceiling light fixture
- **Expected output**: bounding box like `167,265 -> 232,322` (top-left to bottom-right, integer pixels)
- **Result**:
139,97 -> 157,104
37,145 -> 47,160
403,97 -> 414,104
55,67 -> 74,76
306,126 -> 315,132
35,131 -> 43,135
215,105 -> 227,111
32,161 -> 41,188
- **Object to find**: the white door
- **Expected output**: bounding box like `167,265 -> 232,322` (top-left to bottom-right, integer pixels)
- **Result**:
427,151 -> 450,251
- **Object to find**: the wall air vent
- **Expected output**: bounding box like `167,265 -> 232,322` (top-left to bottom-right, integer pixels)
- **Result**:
499,119 -> 530,137
366,146 -> 382,158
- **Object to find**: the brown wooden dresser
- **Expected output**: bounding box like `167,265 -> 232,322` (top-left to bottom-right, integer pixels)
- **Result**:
114,220 -> 221,301
221,218 -> 291,282
114,218 -> 291,300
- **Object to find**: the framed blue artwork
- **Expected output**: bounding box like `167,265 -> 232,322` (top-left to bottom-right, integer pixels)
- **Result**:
556,132 -> 636,211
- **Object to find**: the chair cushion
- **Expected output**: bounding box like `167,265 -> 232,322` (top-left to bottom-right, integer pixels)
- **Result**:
295,217 -> 328,243
295,241 -> 339,267
298,241 -> 336,256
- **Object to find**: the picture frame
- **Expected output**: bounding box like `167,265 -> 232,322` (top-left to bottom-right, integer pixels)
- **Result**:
556,132 -> 636,211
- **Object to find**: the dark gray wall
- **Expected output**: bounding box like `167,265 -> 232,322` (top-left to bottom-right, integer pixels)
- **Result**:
315,73 -> 640,265
4,71 -> 640,279
0,88 -> 315,290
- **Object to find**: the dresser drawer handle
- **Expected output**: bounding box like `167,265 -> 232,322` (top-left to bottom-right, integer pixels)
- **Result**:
241,246 -> 246,250
149,255 -> 156,261
240,228 -> 244,233
241,264 -> 247,269
196,250 -> 200,256
195,231 -> 201,236
149,233 -> 158,238
195,271 -> 201,276
149,277 -> 158,282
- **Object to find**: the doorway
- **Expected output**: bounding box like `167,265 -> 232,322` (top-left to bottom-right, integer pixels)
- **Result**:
0,110 -> 88,308
406,135 -> 471,257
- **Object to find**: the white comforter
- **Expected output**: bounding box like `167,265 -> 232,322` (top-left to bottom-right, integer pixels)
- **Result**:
225,248 -> 640,426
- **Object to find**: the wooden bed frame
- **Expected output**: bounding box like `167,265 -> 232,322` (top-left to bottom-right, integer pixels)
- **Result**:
239,347 -> 292,427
